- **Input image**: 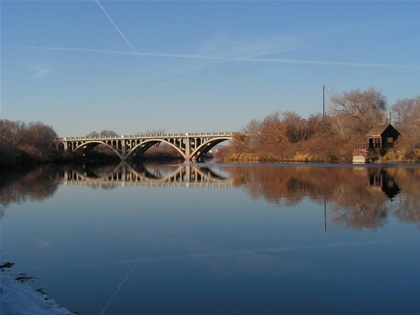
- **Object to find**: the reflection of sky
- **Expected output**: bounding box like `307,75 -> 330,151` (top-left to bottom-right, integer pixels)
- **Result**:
2,181 -> 420,315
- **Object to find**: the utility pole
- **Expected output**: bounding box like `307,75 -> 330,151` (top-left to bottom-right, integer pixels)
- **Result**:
322,85 -> 325,117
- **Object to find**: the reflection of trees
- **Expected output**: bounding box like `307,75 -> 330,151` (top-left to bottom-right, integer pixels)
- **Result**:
226,166 -> 358,206
329,185 -> 389,230
393,195 -> 420,228
0,205 -> 5,218
390,168 -> 420,228
224,165 -> 420,230
0,165 -> 59,208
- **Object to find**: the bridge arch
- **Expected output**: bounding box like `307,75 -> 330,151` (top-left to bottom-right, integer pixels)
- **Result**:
126,139 -> 186,161
190,137 -> 231,162
73,141 -> 124,160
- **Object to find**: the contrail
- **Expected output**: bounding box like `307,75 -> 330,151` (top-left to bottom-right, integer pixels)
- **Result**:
93,0 -> 139,55
32,239 -> 399,271
15,45 -> 136,56
98,261 -> 140,315
13,45 -> 420,69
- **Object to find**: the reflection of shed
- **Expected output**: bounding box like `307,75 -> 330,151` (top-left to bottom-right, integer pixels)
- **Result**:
365,124 -> 400,150
368,168 -> 401,200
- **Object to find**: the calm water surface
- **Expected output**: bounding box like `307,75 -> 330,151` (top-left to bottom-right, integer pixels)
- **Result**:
1,162 -> 420,315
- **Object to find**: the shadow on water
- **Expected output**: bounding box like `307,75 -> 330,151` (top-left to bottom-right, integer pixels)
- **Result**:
1,162 -> 419,230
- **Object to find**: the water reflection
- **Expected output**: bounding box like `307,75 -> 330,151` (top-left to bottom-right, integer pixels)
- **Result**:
367,167 -> 401,200
222,165 -> 419,230
1,163 -> 419,230
0,165 -> 60,207
60,162 -> 231,188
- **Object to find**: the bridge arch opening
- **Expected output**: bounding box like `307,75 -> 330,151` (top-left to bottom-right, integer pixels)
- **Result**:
73,141 -> 123,160
190,137 -> 231,162
126,139 -> 184,161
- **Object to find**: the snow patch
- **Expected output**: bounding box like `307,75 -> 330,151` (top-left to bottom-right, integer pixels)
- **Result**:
1,273 -> 73,315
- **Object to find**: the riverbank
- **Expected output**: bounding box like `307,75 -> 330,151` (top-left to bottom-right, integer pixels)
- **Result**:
1,273 -> 73,315
0,144 -> 76,169
216,147 -> 420,164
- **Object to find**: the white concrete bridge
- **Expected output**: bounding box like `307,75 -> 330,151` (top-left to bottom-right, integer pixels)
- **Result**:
53,132 -> 239,163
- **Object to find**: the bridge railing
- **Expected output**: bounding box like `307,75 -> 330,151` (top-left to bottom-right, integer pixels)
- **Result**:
55,131 -> 241,141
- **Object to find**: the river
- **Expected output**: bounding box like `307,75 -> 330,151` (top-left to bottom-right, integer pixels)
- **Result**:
1,162 -> 420,315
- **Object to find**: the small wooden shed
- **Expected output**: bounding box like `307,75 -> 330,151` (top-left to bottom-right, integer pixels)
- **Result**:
365,124 -> 400,150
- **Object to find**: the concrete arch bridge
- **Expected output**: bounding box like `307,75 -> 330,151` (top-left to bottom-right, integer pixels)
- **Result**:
53,132 -> 238,163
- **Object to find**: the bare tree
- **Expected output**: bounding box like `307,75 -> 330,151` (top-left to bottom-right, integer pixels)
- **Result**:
242,118 -> 264,150
306,114 -> 334,137
17,122 -> 57,148
99,130 -> 119,137
86,131 -> 100,138
262,116 -> 288,144
328,88 -> 387,138
282,111 -> 312,143
391,95 -> 420,150
0,119 -> 26,147
392,96 -> 420,128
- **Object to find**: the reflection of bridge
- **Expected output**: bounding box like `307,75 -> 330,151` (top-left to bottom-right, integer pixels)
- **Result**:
57,163 -> 232,188
53,132 -> 238,163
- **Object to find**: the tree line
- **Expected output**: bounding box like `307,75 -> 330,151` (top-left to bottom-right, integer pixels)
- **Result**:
220,88 -> 420,162
0,120 -> 62,167
1,87 -> 419,166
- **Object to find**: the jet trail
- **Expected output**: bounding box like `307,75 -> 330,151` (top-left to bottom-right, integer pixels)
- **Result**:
14,45 -> 420,69
32,239 -> 398,271
98,261 -> 140,315
94,0 -> 140,55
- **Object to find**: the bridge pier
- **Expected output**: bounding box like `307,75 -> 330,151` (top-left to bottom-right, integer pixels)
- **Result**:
121,138 -> 127,161
185,135 -> 191,163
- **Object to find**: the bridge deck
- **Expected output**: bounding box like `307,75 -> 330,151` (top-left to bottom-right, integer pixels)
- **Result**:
55,132 -> 239,141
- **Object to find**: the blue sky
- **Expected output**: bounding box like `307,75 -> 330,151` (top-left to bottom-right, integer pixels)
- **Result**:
2,1 -> 420,137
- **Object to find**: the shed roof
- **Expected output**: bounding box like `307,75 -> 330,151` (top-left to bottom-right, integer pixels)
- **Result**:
365,124 -> 400,137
